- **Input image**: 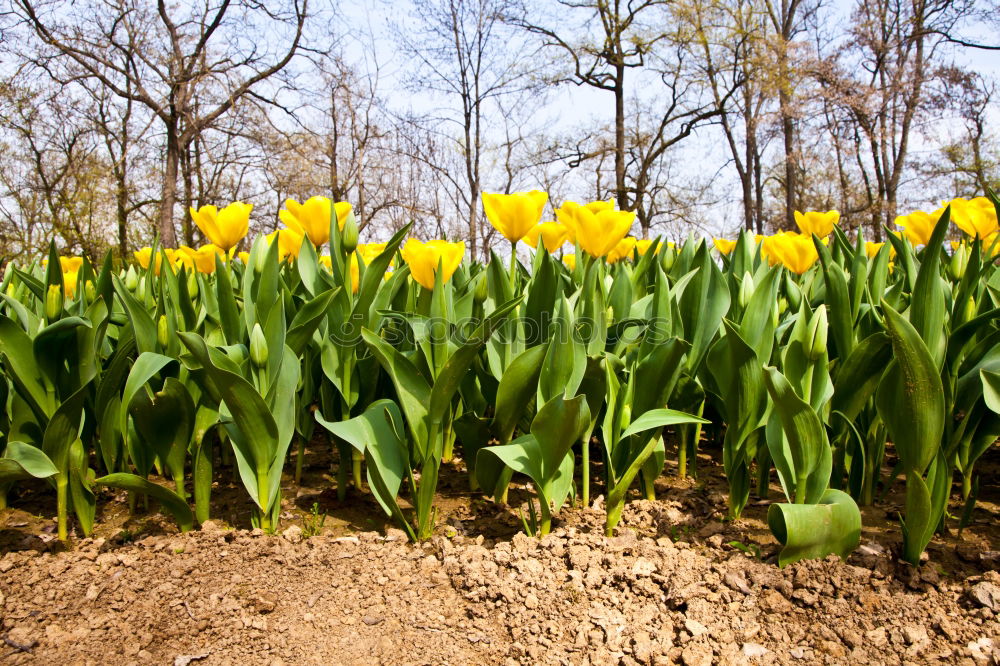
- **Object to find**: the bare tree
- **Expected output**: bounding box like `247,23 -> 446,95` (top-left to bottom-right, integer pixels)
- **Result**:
921,68 -> 1000,194
13,0 -> 308,246
397,0 -> 540,256
814,0 -> 977,234
0,81 -> 123,257
761,0 -> 817,229
510,0 -> 731,236
508,0 -> 672,212
688,0 -> 771,233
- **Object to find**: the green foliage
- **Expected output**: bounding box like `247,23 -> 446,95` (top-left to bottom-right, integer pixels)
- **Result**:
0,198 -> 998,572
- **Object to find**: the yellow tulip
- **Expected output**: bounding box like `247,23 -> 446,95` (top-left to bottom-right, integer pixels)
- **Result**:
134,247 -> 154,269
344,255 -> 360,294
606,237 -> 638,263
319,245 -> 385,268
555,200 -> 634,258
635,239 -> 667,256
481,191 -> 548,243
134,247 -> 173,274
350,245 -> 392,294
948,197 -> 999,239
584,198 -> 616,213
793,210 -> 839,237
190,202 -> 252,252
523,222 -> 569,253
62,269 -> 79,298
894,210 -> 938,246
713,238 -> 737,255
357,242 -> 392,267
761,232 -> 818,274
562,254 -> 576,271
178,244 -> 225,274
57,256 -> 83,273
238,251 -> 250,264
982,232 -> 1000,257
169,248 -> 195,273
400,239 -> 465,290
279,196 -> 353,247
266,228 -> 306,261
559,198 -> 616,245
865,242 -> 885,258
319,253 -> 389,293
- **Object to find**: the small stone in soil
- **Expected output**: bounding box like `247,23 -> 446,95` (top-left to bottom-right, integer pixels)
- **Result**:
970,581 -> 1000,611
742,642 -> 768,658
684,619 -> 708,637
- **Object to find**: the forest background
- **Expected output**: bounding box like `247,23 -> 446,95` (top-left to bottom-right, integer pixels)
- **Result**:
1,0 -> 998,261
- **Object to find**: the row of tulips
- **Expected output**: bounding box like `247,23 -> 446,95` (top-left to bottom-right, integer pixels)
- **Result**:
1,189 -> 999,568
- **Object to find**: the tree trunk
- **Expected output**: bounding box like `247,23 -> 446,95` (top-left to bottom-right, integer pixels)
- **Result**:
614,63 -> 627,209
780,88 -> 796,229
116,173 -> 128,262
160,123 -> 180,247
182,139 -> 194,246
775,1 -> 799,230
329,87 -> 342,201
753,140 -> 764,235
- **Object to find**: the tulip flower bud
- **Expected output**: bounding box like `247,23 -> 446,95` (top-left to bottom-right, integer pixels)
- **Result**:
660,247 -> 675,271
964,296 -> 977,324
806,306 -> 828,361
45,284 -> 63,320
84,280 -> 96,303
250,240 -> 269,274
777,297 -> 788,316
784,273 -> 802,311
157,315 -> 170,349
250,323 -> 268,368
5,281 -> 15,298
474,274 -> 489,304
187,272 -> 199,298
125,266 -> 139,291
229,345 -> 247,365
341,213 -> 359,254
948,243 -> 969,281
738,273 -> 754,309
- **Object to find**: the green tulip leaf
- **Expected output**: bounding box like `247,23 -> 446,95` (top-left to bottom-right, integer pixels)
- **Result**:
493,344 -> 547,444
0,441 -> 58,484
876,302 -> 945,476
317,399 -> 414,541
768,489 -> 861,567
95,473 -> 194,532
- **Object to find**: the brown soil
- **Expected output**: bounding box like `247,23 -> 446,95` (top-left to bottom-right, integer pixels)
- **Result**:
2,444 -> 1000,665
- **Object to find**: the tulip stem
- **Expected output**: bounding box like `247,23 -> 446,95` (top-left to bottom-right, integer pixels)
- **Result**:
336,438 -> 350,502
581,435 -> 590,509
294,436 -> 305,485
56,475 -> 68,541
509,241 -> 518,289
678,432 -> 687,479
352,451 -> 363,490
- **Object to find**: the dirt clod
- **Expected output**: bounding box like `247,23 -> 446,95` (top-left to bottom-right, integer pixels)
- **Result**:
3,448 -> 1000,665
971,580 -> 1000,611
